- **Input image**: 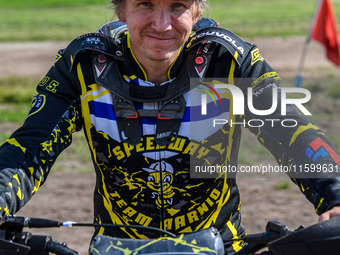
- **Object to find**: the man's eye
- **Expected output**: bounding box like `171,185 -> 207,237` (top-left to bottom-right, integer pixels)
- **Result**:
139,2 -> 152,7
172,3 -> 185,8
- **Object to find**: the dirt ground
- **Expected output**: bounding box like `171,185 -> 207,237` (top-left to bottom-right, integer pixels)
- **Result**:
0,37 -> 339,254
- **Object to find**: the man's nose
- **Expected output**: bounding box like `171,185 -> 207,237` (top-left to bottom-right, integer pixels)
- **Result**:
151,8 -> 172,32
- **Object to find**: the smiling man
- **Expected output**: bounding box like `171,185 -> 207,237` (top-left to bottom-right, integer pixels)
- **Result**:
1,0 -> 340,254
116,0 -> 199,84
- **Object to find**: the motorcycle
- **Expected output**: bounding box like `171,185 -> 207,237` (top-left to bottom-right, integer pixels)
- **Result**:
1,215 -> 340,255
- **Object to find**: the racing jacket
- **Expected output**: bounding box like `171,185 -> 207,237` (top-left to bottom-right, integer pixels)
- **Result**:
1,19 -> 340,254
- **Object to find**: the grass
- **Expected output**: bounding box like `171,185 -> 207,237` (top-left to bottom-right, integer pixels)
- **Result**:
274,181 -> 291,190
0,0 -> 340,41
0,133 -> 11,144
0,1 -> 113,42
0,104 -> 30,123
326,83 -> 340,98
0,77 -> 38,104
208,1 -> 317,38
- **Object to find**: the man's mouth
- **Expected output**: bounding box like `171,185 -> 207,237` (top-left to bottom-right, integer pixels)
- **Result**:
147,34 -> 173,42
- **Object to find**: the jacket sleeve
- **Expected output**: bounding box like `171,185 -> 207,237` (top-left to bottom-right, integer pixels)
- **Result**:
236,44 -> 340,215
0,46 -> 83,216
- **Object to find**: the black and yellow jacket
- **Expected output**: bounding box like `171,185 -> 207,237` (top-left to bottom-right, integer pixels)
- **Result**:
0,19 -> 340,254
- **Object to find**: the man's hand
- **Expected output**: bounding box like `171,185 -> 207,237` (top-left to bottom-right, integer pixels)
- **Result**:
318,205 -> 340,222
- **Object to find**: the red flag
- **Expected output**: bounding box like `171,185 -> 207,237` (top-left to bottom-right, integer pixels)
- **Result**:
311,0 -> 340,66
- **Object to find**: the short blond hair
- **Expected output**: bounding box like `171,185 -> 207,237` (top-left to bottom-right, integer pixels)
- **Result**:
110,0 -> 208,17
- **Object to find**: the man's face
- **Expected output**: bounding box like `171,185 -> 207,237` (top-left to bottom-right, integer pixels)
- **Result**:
117,0 -> 199,64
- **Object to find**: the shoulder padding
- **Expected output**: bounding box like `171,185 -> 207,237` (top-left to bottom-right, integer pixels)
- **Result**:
96,20 -> 127,38
62,33 -> 119,71
186,27 -> 251,66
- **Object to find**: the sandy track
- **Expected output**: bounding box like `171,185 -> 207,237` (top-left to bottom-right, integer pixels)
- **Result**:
0,37 -> 339,79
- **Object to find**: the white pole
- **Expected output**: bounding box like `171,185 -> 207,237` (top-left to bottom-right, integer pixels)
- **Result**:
295,0 -> 323,87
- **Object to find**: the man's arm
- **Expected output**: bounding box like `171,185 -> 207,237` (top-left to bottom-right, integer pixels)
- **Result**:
0,47 -> 82,216
235,44 -> 340,219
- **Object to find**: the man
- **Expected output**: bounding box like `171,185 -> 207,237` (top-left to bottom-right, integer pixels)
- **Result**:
0,0 -> 340,254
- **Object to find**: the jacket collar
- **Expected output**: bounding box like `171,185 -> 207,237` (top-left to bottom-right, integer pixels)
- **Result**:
120,34 -> 185,85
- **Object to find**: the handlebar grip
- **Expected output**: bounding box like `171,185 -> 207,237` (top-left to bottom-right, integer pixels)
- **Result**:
27,235 -> 52,255
46,241 -> 80,255
27,235 -> 79,255
27,218 -> 61,228
244,231 -> 281,244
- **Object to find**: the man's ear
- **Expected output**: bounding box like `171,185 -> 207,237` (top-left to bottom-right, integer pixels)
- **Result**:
116,9 -> 126,22
193,16 -> 200,25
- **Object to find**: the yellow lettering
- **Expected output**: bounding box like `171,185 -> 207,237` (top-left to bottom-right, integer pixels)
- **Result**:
187,211 -> 199,224
146,136 -> 155,151
116,199 -> 127,208
156,143 -> 167,150
123,207 -> 137,217
197,146 -> 210,159
175,215 -> 186,230
197,203 -> 209,216
168,137 -> 186,152
183,142 -> 199,155
113,146 -> 125,160
123,143 -> 135,158
135,213 -> 152,226
135,138 -> 144,152
163,218 -> 173,230
211,189 -> 221,200
206,198 -> 214,206
39,76 -> 50,87
46,80 -> 59,93
110,191 -> 121,198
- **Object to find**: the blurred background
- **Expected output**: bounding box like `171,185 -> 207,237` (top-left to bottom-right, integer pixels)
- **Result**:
0,1 -> 340,254
0,0 -> 339,41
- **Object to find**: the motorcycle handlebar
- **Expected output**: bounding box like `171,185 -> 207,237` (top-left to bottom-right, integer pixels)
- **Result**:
244,231 -> 282,244
18,234 -> 80,255
45,240 -> 79,255
0,216 -> 61,229
0,216 -> 308,255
